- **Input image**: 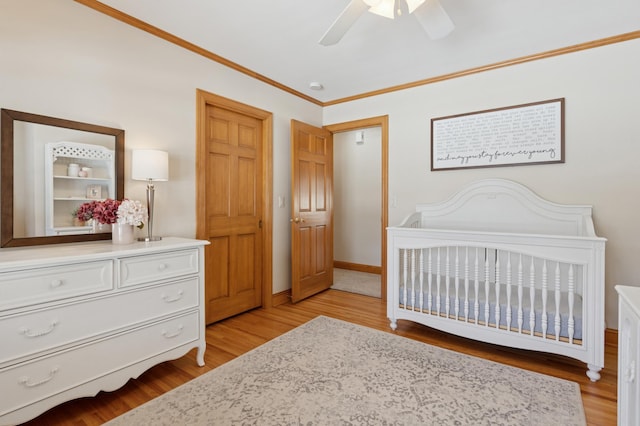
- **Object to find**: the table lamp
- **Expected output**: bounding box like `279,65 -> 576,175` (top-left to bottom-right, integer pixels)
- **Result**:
131,149 -> 169,241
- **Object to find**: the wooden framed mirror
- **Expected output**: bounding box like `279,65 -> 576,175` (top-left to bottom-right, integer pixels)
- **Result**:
1,109 -> 124,247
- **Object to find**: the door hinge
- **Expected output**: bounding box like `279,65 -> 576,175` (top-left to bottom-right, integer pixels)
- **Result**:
259,219 -> 263,229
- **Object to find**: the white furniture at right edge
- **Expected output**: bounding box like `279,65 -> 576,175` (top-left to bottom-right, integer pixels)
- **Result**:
616,285 -> 640,426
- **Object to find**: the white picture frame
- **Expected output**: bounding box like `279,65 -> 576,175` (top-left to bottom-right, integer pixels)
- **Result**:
86,184 -> 102,199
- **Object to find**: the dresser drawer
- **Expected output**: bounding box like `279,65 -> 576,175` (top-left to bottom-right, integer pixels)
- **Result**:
0,311 -> 200,418
119,249 -> 199,288
0,277 -> 200,366
0,261 -> 113,311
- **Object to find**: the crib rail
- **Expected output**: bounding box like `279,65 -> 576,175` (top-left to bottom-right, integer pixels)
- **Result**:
397,246 -> 584,345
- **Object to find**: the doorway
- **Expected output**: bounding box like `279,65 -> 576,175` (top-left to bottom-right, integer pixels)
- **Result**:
332,128 -> 381,297
325,116 -> 388,300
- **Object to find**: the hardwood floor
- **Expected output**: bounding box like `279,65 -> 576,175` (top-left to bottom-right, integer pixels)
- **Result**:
22,290 -> 617,425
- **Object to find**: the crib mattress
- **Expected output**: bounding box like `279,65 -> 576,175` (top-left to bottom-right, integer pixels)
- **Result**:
398,281 -> 583,341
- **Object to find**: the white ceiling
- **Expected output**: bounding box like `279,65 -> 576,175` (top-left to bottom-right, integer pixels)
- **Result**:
97,0 -> 640,104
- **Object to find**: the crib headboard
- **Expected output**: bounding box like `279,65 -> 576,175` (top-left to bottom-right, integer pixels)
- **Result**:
400,179 -> 599,237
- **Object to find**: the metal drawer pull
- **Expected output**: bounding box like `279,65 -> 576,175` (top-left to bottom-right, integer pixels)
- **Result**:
19,320 -> 59,338
50,279 -> 63,288
161,325 -> 184,339
19,367 -> 59,388
161,290 -> 184,303
157,263 -> 168,271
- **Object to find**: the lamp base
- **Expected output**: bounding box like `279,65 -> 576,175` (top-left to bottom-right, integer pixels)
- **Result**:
137,236 -> 162,242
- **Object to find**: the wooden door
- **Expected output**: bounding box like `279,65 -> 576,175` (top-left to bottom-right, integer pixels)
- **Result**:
202,104 -> 263,323
290,120 -> 333,303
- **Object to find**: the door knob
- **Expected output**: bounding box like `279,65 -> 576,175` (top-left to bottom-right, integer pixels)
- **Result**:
290,217 -> 305,223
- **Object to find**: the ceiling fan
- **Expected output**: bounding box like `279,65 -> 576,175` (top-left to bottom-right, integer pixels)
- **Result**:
319,0 -> 454,46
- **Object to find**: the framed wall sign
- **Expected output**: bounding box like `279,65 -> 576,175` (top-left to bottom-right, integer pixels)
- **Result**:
431,98 -> 565,171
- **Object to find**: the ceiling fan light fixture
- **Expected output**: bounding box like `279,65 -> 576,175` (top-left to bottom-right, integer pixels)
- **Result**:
368,0 -> 396,19
405,0 -> 426,14
319,0 -> 455,46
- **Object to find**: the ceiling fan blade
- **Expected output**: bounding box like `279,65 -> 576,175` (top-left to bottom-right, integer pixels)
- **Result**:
319,0 -> 369,46
413,0 -> 454,40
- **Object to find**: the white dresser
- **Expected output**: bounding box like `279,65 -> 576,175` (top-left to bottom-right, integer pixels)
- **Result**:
616,285 -> 640,426
0,237 -> 208,425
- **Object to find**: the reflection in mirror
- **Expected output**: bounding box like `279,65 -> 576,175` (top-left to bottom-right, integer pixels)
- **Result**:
1,109 -> 124,247
15,124 -> 116,237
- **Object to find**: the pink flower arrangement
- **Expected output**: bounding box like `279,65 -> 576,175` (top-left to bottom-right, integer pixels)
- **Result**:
75,199 -> 122,225
74,201 -> 98,222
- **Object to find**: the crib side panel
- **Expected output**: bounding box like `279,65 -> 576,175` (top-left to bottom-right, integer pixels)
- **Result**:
386,227 -> 605,377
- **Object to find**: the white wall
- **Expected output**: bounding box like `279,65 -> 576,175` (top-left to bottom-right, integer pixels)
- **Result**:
333,128 -> 382,267
324,38 -> 640,329
0,0 -> 322,294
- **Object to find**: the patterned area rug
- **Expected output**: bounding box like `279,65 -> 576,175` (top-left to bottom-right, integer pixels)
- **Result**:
106,316 -> 586,425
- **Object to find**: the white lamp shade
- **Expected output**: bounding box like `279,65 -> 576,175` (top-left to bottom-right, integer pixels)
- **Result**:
131,149 -> 169,181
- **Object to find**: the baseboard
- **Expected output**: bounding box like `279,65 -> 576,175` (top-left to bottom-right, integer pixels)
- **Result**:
605,328 -> 618,347
334,261 -> 381,275
271,289 -> 291,307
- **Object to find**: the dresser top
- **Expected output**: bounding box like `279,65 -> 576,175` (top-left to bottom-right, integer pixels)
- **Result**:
0,237 -> 209,271
616,285 -> 640,318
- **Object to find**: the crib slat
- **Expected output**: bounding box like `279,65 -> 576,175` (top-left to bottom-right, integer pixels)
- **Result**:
495,250 -> 501,329
445,247 -> 451,317
454,247 -> 460,319
568,264 -> 575,343
529,257 -> 536,337
464,247 -> 470,322
474,248 -> 480,325
517,254 -> 524,333
506,252 -> 512,331
427,248 -> 433,313
554,262 -> 561,341
484,250 -> 490,328
402,249 -> 408,310
436,248 -> 441,315
542,260 -> 548,339
410,249 -> 417,311
419,249 -> 424,311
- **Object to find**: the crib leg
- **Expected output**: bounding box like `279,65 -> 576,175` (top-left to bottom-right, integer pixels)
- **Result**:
389,318 -> 398,330
586,364 -> 602,382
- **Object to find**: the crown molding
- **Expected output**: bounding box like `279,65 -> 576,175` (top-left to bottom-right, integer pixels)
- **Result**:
74,0 -> 323,106
75,1 -> 639,108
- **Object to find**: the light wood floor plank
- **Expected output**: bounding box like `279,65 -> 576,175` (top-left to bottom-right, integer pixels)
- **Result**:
21,290 -> 617,426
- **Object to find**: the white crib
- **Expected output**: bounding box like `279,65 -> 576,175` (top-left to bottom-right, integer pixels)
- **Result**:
387,179 -> 606,381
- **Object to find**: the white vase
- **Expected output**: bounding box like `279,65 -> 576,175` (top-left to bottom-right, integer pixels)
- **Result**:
112,223 -> 134,244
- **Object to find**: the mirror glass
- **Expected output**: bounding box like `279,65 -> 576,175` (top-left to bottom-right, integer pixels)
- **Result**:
1,109 -> 124,247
